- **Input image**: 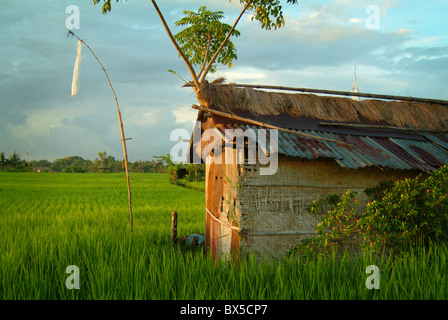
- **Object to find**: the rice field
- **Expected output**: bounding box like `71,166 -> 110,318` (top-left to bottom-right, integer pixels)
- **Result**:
0,172 -> 447,300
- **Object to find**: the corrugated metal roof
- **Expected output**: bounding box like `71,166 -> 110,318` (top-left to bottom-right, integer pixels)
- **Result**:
216,123 -> 448,171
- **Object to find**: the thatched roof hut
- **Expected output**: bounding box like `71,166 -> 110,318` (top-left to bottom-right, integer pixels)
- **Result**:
191,81 -> 448,260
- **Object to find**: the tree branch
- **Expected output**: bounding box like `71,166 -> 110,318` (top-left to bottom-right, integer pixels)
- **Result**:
197,35 -> 211,79
151,0 -> 200,89
199,1 -> 250,83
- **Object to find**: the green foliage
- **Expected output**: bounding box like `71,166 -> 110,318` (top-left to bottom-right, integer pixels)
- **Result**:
296,191 -> 361,259
243,0 -> 299,30
185,163 -> 204,182
360,167 -> 448,250
174,6 -> 241,74
53,156 -> 94,173
93,151 -> 121,172
8,152 -> 21,168
92,0 -> 123,14
93,0 -> 300,37
0,152 -> 29,172
166,163 -> 183,185
94,0 -> 300,30
364,180 -> 395,201
295,165 -> 448,259
153,153 -> 174,167
30,159 -> 52,168
158,153 -> 205,185
307,193 -> 341,214
0,152 -> 5,166
0,150 -> 169,173
93,1 -> 301,84
315,191 -> 361,249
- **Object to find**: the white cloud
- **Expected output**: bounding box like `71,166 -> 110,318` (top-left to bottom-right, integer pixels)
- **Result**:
7,106 -> 87,138
124,108 -> 160,127
218,66 -> 267,83
397,28 -> 411,34
172,107 -> 198,125
309,11 -> 321,20
349,18 -> 363,24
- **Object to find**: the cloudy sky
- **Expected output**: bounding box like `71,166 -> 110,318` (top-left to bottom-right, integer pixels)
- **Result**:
1,0 -> 447,162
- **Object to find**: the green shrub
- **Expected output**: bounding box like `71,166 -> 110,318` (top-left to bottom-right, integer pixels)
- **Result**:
295,165 -> 448,258
166,162 -> 205,185
360,165 -> 448,250
294,191 -> 362,259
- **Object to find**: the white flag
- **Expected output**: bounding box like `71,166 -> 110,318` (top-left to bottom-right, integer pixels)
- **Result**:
71,40 -> 82,97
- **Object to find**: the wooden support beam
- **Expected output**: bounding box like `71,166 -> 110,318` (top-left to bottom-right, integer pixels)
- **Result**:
319,122 -> 448,133
191,104 -> 351,146
215,83 -> 448,106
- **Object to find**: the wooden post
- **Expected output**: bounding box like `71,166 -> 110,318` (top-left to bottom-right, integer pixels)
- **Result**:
215,83 -> 448,105
171,211 -> 178,241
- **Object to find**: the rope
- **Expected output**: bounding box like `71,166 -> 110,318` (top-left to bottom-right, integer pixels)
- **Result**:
206,208 -> 242,232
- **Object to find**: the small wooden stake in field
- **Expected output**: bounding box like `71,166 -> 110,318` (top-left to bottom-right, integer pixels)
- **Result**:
67,30 -> 134,232
171,211 -> 178,241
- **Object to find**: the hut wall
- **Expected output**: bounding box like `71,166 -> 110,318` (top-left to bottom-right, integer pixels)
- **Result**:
236,156 -> 424,259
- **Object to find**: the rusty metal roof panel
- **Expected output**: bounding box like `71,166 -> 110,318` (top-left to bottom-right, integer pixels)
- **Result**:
359,136 -> 411,169
335,135 -> 378,168
277,130 -> 309,158
421,133 -> 448,151
390,138 -> 448,168
217,123 -> 448,171
313,133 -> 366,168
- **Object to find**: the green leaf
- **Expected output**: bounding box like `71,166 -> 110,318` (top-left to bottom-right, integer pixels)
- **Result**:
173,6 -> 241,75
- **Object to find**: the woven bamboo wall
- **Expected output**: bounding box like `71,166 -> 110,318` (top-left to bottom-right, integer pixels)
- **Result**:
235,156 -> 423,259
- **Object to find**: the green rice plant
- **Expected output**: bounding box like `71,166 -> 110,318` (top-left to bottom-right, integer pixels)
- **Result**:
1,173 -> 447,300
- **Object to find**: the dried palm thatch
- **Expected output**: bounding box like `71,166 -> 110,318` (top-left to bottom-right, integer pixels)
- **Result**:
196,79 -> 448,131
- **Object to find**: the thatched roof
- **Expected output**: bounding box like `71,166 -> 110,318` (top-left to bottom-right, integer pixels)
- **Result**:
196,80 -> 448,131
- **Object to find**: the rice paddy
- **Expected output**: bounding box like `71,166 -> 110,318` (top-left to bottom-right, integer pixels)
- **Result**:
0,172 -> 447,300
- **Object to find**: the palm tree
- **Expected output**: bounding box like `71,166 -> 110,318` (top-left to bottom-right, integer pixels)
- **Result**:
9,152 -> 21,168
96,151 -> 109,172
0,152 -> 5,167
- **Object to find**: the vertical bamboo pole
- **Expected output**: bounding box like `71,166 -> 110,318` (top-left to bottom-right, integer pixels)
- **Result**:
68,31 -> 134,232
117,110 -> 133,232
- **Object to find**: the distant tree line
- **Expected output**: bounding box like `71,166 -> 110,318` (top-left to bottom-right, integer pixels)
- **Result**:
0,151 -> 169,173
154,154 -> 205,184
